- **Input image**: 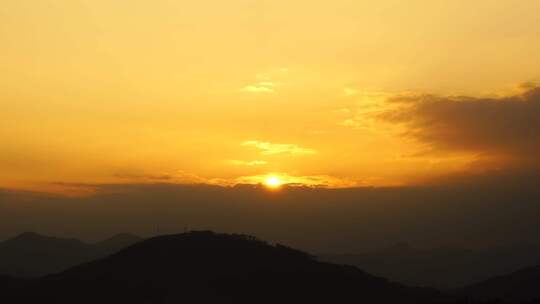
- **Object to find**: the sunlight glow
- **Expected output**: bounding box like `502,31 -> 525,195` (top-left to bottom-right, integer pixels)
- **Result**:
264,176 -> 283,189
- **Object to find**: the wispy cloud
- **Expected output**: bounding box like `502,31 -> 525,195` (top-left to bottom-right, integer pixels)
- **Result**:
228,160 -> 268,166
336,91 -> 397,131
114,170 -> 213,185
241,140 -> 317,155
236,172 -> 361,188
240,69 -> 288,93
239,82 -> 277,93
114,172 -> 173,181
343,87 -> 358,96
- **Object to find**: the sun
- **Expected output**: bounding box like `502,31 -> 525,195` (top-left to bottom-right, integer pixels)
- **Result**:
264,176 -> 283,189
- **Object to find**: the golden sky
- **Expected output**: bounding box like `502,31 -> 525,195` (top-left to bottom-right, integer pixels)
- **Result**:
2,0 -> 540,192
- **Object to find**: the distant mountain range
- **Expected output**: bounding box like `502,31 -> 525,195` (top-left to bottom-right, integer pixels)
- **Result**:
321,242 -> 540,289
2,231 -> 540,303
0,231 -> 142,277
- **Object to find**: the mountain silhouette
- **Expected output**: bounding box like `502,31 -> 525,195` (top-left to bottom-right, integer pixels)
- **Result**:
1,231 -> 459,304
322,242 -> 540,289
0,232 -> 95,277
458,264 -> 540,302
0,232 -> 142,277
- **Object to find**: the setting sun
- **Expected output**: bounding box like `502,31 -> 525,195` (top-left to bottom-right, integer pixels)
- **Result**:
264,176 -> 283,189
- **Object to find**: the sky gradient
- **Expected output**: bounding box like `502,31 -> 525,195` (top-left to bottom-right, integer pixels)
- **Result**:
2,0 -> 540,194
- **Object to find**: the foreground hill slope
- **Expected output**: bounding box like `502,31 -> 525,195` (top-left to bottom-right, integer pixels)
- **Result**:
2,231 -> 456,304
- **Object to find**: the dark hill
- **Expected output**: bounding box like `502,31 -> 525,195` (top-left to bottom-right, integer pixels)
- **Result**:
2,231 -> 457,304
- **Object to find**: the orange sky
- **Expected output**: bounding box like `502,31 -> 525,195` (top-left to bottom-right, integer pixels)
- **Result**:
2,0 -> 540,193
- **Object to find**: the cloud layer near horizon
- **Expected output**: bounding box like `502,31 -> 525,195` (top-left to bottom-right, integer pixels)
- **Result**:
2,174 -> 540,253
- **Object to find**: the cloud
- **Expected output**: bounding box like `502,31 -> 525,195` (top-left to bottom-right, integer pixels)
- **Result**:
236,172 -> 362,188
229,160 -> 268,166
333,108 -> 352,114
239,81 -> 277,93
377,85 -> 540,166
113,170 -> 214,185
240,69 -> 288,93
343,88 -> 358,96
114,173 -> 173,181
340,118 -> 364,128
241,140 -> 317,155
336,91 -> 394,131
